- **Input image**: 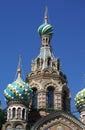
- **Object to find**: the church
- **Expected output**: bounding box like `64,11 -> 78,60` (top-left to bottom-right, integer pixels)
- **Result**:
1,8 -> 85,130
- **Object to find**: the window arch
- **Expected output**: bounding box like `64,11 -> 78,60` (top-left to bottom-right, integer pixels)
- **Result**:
47,86 -> 54,108
32,88 -> 37,109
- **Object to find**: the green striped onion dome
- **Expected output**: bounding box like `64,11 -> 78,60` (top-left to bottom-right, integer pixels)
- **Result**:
38,23 -> 54,36
75,88 -> 85,109
4,77 -> 32,102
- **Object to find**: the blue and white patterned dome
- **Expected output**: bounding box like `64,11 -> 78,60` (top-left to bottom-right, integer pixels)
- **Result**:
38,23 -> 54,36
74,88 -> 85,110
4,69 -> 32,102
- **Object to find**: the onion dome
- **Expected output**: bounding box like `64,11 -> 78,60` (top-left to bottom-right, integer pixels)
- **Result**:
75,88 -> 85,110
38,7 -> 54,36
4,59 -> 32,103
38,23 -> 54,36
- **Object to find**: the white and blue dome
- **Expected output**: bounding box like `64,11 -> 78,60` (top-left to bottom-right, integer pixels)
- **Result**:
38,23 -> 54,36
38,7 -> 54,36
75,88 -> 85,110
4,69 -> 32,102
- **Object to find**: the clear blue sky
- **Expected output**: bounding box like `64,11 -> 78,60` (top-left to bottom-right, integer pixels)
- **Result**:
0,0 -> 85,118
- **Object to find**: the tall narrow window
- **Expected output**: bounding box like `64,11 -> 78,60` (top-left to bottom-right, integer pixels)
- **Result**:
37,58 -> 40,67
32,88 -> 37,109
22,108 -> 25,119
12,108 -> 16,118
9,109 -> 11,119
62,90 -> 67,111
47,57 -> 51,66
17,108 -> 21,119
47,86 -> 54,108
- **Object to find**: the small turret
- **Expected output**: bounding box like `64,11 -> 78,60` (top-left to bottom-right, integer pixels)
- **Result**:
31,7 -> 61,72
4,57 -> 32,103
3,57 -> 32,130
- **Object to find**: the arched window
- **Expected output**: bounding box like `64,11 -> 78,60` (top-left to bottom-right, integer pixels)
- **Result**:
9,109 -> 11,119
62,90 -> 68,111
37,58 -> 40,67
47,57 -> 51,66
12,108 -> 16,118
17,108 -> 21,119
22,108 -> 25,119
47,86 -> 54,108
41,58 -> 43,67
32,88 -> 37,109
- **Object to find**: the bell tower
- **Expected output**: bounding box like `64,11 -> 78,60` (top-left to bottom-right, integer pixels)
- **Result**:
26,7 -> 71,116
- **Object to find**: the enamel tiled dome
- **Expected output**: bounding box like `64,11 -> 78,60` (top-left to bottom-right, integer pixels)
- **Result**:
75,88 -> 85,110
38,23 -> 54,36
4,73 -> 32,102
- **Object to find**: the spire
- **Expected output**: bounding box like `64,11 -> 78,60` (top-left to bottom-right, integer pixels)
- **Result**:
44,6 -> 48,23
17,55 -> 22,78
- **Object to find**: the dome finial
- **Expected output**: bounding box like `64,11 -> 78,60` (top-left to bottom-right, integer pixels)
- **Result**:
38,7 -> 53,36
44,6 -> 48,23
17,55 -> 22,78
4,55 -> 32,102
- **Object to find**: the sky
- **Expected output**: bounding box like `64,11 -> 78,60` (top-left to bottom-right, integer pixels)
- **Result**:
0,0 -> 85,118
